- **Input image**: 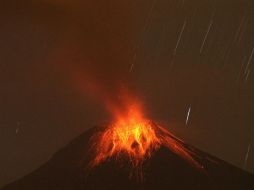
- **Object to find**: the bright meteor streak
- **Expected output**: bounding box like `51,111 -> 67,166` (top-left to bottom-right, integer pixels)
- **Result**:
186,106 -> 191,126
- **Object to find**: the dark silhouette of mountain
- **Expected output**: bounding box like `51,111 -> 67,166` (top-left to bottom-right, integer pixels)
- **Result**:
2,126 -> 254,190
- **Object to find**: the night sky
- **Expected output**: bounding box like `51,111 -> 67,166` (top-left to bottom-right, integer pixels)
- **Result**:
0,0 -> 253,187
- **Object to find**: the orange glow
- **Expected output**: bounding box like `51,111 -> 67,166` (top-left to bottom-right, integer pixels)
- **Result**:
91,108 -> 161,167
89,100 -> 203,179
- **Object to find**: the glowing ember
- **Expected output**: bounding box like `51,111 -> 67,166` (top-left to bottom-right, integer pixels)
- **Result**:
89,103 -> 203,179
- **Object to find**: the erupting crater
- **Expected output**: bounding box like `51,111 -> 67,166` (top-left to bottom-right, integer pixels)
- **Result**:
89,104 -> 202,179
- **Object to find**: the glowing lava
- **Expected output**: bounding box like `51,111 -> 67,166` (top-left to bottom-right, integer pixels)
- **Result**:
89,103 -> 203,178
90,109 -> 161,167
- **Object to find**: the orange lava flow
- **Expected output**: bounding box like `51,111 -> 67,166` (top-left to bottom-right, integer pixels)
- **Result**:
89,104 -> 203,175
91,110 -> 161,167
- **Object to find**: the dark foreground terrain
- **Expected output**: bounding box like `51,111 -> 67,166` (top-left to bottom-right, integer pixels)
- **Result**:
2,127 -> 254,190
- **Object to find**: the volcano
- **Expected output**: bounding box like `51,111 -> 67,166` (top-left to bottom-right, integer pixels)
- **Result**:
2,124 -> 254,190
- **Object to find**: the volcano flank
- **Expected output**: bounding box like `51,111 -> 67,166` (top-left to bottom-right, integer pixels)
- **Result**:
2,124 -> 254,190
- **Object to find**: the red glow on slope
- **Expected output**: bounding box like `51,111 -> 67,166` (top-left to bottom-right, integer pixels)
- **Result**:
89,98 -> 203,179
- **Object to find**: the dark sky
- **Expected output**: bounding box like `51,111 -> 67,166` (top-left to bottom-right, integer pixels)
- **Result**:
0,0 -> 253,187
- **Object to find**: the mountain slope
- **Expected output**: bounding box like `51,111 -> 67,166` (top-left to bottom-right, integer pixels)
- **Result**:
2,126 -> 254,190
